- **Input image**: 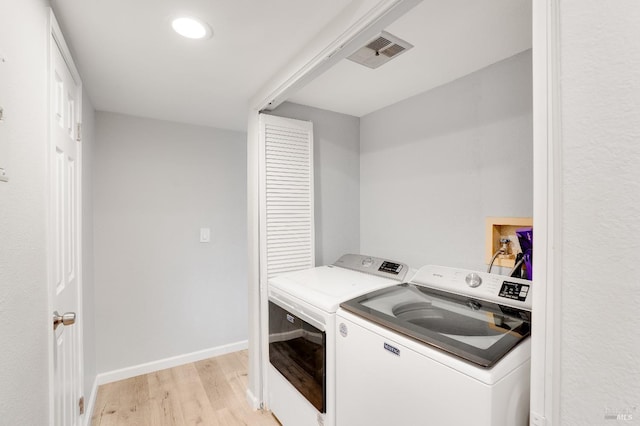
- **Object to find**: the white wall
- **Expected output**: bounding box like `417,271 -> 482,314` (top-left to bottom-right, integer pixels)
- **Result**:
267,102 -> 360,265
93,112 -> 248,373
558,1 -> 640,423
81,90 -> 97,401
360,50 -> 533,270
0,1 -> 52,424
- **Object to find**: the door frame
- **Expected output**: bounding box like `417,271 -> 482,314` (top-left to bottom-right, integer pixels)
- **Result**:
247,1 -> 562,424
531,1 -> 562,424
47,9 -> 85,425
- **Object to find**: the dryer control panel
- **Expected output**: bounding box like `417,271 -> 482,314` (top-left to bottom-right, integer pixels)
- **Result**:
333,254 -> 409,282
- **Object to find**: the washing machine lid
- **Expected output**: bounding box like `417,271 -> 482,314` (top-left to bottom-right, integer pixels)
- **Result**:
269,265 -> 403,314
340,283 -> 531,368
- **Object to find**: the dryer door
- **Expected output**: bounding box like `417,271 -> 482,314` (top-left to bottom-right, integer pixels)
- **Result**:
268,301 -> 326,412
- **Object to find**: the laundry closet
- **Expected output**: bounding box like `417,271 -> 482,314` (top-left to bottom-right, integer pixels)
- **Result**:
252,1 -> 534,425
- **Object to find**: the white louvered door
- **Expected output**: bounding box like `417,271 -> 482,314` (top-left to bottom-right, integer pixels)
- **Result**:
259,114 -> 315,280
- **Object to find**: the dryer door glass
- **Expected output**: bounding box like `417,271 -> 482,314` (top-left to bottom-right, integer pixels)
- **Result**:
268,301 -> 326,412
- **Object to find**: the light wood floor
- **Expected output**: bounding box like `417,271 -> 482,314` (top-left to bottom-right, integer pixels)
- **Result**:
91,350 -> 280,426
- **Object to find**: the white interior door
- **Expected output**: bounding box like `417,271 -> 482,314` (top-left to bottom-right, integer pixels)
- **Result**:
50,22 -> 83,426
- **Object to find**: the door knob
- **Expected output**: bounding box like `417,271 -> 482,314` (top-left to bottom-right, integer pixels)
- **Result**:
53,311 -> 76,330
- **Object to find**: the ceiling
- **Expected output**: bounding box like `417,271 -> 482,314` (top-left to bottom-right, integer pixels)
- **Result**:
289,0 -> 532,117
51,0 -> 531,132
50,0 -> 354,131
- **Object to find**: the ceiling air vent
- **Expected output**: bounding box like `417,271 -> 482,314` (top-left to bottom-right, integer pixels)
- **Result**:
347,31 -> 413,69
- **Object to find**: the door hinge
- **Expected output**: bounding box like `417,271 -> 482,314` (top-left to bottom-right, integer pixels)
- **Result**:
79,396 -> 85,415
76,123 -> 82,142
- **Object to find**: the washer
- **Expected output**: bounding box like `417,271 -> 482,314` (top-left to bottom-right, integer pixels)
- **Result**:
336,265 -> 532,426
267,254 -> 412,426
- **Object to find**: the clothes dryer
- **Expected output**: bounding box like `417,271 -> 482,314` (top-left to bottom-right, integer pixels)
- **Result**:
267,254 -> 412,426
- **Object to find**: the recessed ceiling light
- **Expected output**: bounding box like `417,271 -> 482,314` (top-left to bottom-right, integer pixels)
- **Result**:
171,17 -> 212,40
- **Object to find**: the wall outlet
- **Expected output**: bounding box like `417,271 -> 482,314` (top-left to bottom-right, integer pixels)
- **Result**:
0,167 -> 8,183
199,227 -> 210,243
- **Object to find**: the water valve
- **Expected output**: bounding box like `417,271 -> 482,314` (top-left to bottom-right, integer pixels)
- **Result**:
499,238 -> 511,256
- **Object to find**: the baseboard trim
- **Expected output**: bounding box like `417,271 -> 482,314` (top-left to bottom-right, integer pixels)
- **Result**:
246,388 -> 262,410
95,340 -> 248,386
83,376 -> 99,426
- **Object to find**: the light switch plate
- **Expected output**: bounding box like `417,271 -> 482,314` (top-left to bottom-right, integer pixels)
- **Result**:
199,227 -> 210,243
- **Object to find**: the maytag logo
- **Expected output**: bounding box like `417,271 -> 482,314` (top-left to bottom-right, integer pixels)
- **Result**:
286,314 -> 294,324
384,342 -> 400,356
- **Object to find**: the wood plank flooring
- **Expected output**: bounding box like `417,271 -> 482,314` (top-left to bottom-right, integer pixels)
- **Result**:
91,350 -> 280,426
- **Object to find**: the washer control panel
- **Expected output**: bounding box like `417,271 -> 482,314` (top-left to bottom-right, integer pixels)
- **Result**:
498,281 -> 530,302
411,265 -> 532,310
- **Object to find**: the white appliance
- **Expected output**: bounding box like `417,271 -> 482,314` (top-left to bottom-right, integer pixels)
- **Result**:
267,254 -> 412,426
336,265 -> 532,426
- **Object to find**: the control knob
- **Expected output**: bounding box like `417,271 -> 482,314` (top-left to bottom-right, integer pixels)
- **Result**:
465,273 -> 482,288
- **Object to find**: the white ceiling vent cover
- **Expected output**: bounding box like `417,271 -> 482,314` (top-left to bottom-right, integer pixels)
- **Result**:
347,31 -> 413,69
